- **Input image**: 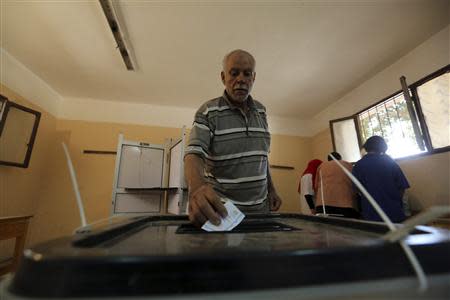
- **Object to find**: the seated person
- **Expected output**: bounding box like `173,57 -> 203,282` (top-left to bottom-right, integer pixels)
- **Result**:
314,152 -> 359,218
352,136 -> 409,223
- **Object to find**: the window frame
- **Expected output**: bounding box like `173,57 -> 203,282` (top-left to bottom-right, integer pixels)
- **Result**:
0,95 -> 42,168
330,115 -> 363,161
330,64 -> 450,161
409,65 -> 450,155
0,95 -> 7,131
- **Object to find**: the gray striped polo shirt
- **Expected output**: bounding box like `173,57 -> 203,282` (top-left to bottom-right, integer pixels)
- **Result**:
185,92 -> 271,211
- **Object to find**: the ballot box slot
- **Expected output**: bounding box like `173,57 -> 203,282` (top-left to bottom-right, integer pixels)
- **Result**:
176,220 -> 300,234
72,217 -> 152,247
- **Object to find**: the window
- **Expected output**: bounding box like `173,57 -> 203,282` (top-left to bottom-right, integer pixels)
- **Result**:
0,95 -> 6,114
414,71 -> 449,149
0,95 -> 41,168
357,92 -> 426,158
330,117 -> 361,162
330,65 -> 449,161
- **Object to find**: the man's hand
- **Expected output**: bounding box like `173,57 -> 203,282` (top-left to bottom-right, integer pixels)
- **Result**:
184,154 -> 227,227
188,184 -> 228,227
266,164 -> 282,211
268,192 -> 282,211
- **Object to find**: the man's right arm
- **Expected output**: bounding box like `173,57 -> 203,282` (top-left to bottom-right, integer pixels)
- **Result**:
184,153 -> 227,227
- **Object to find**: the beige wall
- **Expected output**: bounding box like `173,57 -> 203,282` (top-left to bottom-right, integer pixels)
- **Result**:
0,84 -> 62,257
269,134 -> 312,213
311,129 -> 333,162
398,152 -> 450,212
54,120 -> 186,226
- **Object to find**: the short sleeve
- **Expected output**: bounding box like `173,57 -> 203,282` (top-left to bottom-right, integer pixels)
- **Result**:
299,174 -> 314,196
184,104 -> 213,159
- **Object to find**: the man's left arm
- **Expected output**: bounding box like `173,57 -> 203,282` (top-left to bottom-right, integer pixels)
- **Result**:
267,165 -> 282,211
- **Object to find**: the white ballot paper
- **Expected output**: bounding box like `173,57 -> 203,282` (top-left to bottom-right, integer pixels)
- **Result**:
202,200 -> 245,232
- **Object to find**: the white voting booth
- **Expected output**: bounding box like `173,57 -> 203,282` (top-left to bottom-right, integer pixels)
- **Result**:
111,128 -> 188,215
166,138 -> 189,215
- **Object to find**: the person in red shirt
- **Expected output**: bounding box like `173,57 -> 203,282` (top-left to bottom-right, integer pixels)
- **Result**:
298,159 -> 322,214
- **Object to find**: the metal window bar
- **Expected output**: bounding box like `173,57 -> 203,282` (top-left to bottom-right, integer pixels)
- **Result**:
368,109 -> 380,136
383,102 -> 394,135
410,88 -> 432,151
358,113 -> 368,142
367,110 -> 375,137
363,112 -> 372,140
374,105 -> 385,137
400,76 -> 424,151
396,94 -> 416,140
393,97 -> 406,139
353,115 -> 364,149
363,118 -> 369,141
361,93 -> 410,144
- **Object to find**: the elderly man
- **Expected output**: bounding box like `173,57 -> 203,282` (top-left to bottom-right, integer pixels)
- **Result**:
184,49 -> 282,227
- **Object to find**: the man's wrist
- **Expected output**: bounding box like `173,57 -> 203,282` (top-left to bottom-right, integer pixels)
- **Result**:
189,180 -> 206,194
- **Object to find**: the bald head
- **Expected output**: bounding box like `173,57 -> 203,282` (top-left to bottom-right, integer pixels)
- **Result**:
222,49 -> 256,71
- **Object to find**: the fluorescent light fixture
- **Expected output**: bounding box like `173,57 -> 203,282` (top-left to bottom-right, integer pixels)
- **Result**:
99,0 -> 136,71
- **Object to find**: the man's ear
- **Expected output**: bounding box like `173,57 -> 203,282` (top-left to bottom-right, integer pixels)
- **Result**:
221,71 -> 225,84
253,72 -> 256,81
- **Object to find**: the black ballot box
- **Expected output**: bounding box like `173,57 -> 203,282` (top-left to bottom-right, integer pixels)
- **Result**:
2,214 -> 450,299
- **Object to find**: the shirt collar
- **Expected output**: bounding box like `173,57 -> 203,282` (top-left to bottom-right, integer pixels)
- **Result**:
222,91 -> 257,111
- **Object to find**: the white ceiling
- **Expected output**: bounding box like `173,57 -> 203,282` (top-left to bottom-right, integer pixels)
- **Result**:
1,0 -> 449,119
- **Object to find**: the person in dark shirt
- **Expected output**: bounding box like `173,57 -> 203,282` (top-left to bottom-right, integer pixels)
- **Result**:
352,136 -> 410,223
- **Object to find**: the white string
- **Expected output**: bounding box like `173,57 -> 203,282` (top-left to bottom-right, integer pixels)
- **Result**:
328,153 -> 427,292
319,171 -> 327,215
62,142 -> 88,228
384,206 -> 450,242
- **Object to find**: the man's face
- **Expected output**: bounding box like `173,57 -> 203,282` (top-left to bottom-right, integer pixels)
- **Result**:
221,53 -> 256,104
